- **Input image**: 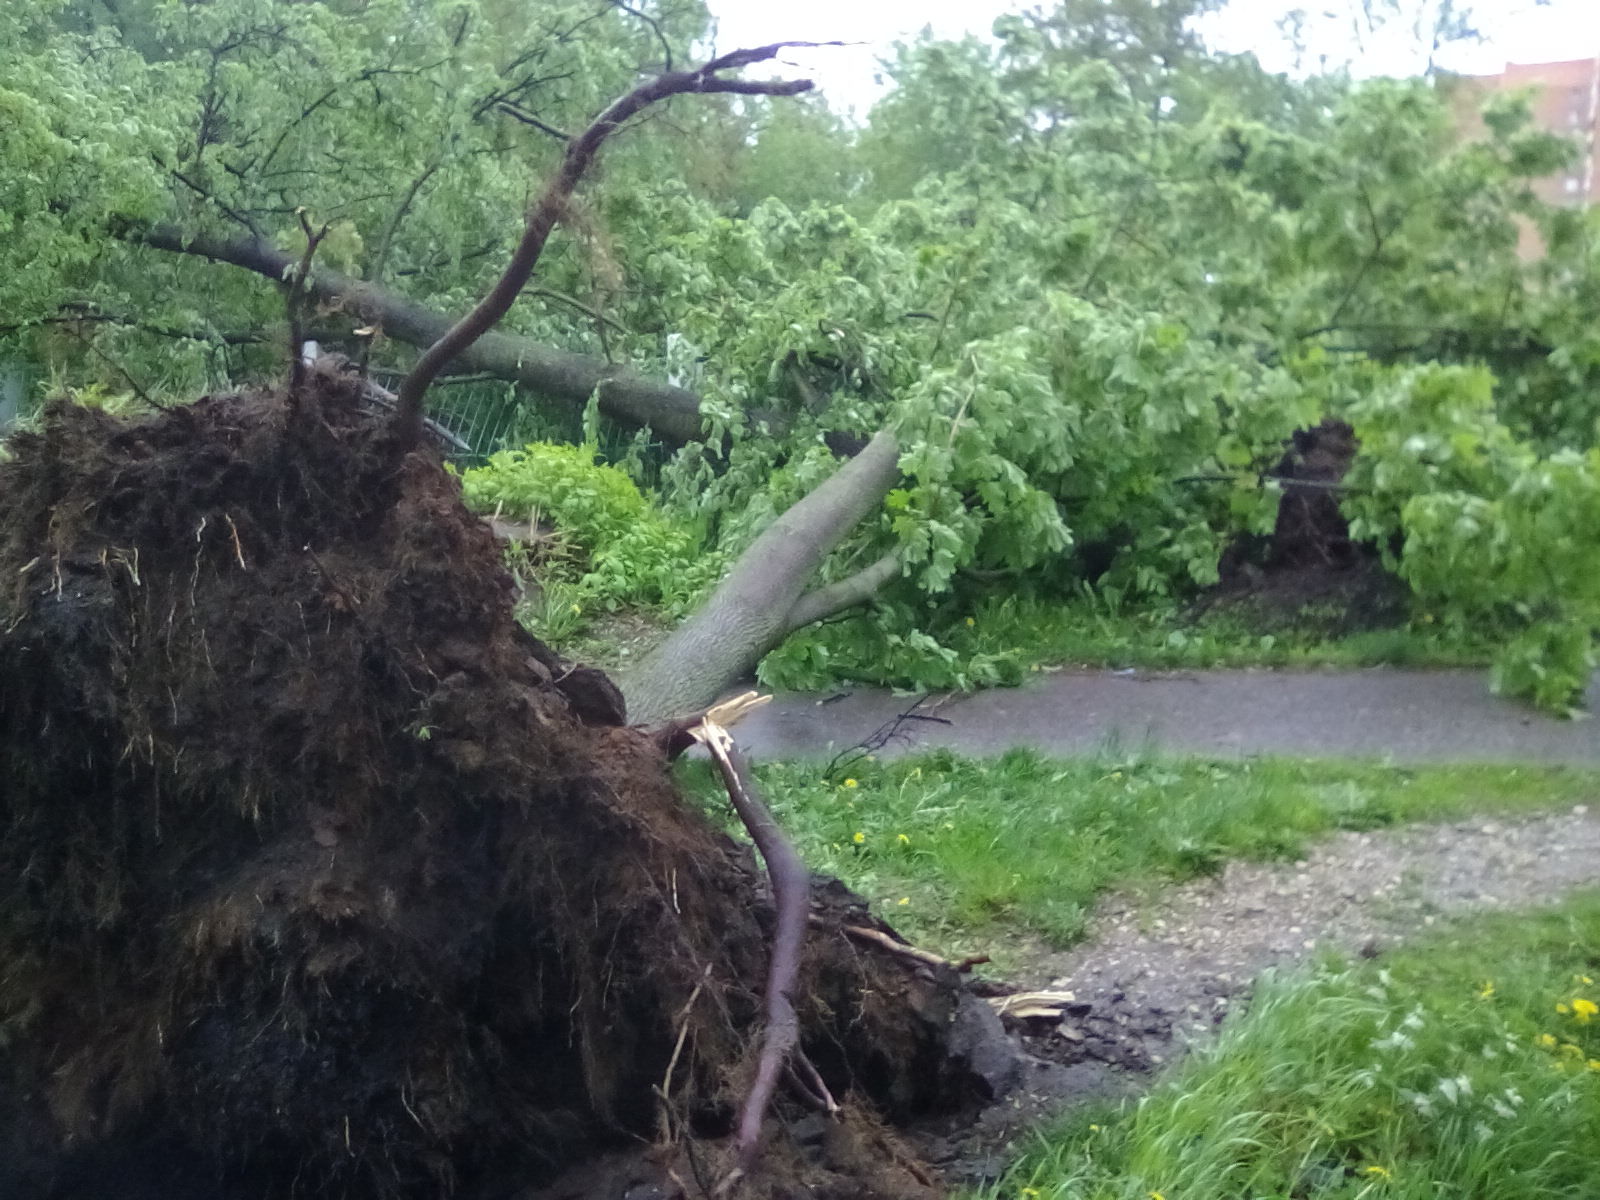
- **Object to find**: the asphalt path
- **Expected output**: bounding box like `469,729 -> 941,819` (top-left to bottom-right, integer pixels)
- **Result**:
731,667 -> 1600,765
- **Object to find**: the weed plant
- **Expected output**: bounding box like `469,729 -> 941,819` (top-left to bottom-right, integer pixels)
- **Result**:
988,895 -> 1600,1199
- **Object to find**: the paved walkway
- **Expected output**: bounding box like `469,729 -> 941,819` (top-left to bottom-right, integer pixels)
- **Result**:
733,667 -> 1600,764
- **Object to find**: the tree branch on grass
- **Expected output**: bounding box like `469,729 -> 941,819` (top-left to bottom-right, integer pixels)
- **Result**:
782,549 -> 902,633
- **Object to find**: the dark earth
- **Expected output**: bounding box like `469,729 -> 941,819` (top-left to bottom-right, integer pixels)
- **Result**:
0,371 -> 1013,1200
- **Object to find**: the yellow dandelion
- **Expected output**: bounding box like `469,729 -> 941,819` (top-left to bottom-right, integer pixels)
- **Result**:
1572,998 -> 1597,1023
1588,1059 -> 1600,1072
1578,975 -> 1594,986
897,897 -> 910,906
1020,1190 -> 1041,1199
852,831 -> 865,845
897,833 -> 911,845
843,778 -> 858,789
965,616 -> 976,627
1363,1165 -> 1392,1179
1478,981 -> 1495,1000
1089,1124 -> 1101,1132
1149,1192 -> 1166,1200
1538,1033 -> 1558,1048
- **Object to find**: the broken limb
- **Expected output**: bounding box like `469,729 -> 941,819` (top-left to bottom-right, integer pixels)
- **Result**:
692,717 -> 810,1189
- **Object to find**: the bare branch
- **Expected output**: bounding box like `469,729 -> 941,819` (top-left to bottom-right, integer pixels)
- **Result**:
492,102 -> 571,141
361,153 -> 444,376
611,0 -> 674,72
0,307 -> 263,346
692,719 -> 809,1190
285,209 -> 330,393
527,286 -> 630,336
65,325 -> 164,412
392,45 -> 816,448
168,166 -> 264,238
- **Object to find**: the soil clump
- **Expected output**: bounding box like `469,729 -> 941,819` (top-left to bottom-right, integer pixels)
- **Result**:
0,371 -> 996,1199
1206,418 -> 1407,636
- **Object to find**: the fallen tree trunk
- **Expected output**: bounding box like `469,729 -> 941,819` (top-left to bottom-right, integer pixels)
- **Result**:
619,430 -> 904,723
127,223 -> 791,447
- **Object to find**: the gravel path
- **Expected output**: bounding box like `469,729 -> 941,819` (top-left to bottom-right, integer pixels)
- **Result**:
917,804 -> 1600,1184
1031,803 -> 1600,1042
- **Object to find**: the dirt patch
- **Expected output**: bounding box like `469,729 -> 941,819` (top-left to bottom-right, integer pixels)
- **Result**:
1205,419 -> 1407,636
0,371 -> 989,1199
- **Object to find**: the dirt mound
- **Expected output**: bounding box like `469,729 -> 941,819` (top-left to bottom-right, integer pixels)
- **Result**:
0,370 -> 979,1199
1267,418 -> 1361,569
1208,419 -> 1407,634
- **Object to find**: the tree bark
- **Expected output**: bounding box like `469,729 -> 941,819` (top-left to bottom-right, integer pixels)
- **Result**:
129,224 -> 790,446
620,430 -> 903,724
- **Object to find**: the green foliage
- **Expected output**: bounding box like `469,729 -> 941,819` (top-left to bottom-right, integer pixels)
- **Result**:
5,0 -> 1596,703
461,442 -> 722,626
679,751 -> 1600,959
1345,365 -> 1600,713
990,895 -> 1600,1199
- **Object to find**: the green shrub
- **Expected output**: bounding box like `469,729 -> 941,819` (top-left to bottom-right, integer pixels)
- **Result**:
461,442 -> 723,625
1344,365 -> 1600,714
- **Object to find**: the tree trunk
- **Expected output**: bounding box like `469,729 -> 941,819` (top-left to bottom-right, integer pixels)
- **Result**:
620,431 -> 903,723
130,224 -> 792,446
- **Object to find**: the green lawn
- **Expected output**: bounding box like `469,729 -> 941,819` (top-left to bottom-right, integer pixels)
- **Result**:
952,593 -> 1493,678
679,750 -> 1599,957
986,894 -> 1600,1200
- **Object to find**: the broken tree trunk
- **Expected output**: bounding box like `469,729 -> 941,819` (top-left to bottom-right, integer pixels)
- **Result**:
619,430 -> 904,724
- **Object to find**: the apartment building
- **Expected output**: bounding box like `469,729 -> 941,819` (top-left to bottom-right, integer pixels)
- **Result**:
1447,56 -> 1598,256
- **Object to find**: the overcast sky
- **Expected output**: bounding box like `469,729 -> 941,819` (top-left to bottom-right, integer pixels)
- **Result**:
704,1 -> 1600,116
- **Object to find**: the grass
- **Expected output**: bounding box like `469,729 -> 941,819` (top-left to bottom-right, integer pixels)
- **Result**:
952,593 -> 1494,677
985,893 -> 1600,1200
677,750 -> 1600,960
524,584 -> 1493,683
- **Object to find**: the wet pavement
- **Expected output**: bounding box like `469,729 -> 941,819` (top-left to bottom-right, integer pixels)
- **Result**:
732,667 -> 1600,764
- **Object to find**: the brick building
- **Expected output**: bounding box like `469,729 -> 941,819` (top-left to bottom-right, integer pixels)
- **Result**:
1452,55 -> 1600,256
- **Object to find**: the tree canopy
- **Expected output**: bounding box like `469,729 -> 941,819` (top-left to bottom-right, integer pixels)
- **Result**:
3,0 -> 1598,709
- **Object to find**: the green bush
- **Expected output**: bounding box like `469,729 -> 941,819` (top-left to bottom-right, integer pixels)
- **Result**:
461,442 -> 723,624
1343,365 -> 1600,714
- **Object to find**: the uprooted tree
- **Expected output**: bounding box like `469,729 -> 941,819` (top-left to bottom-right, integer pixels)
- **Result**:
0,41 -> 1033,1200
